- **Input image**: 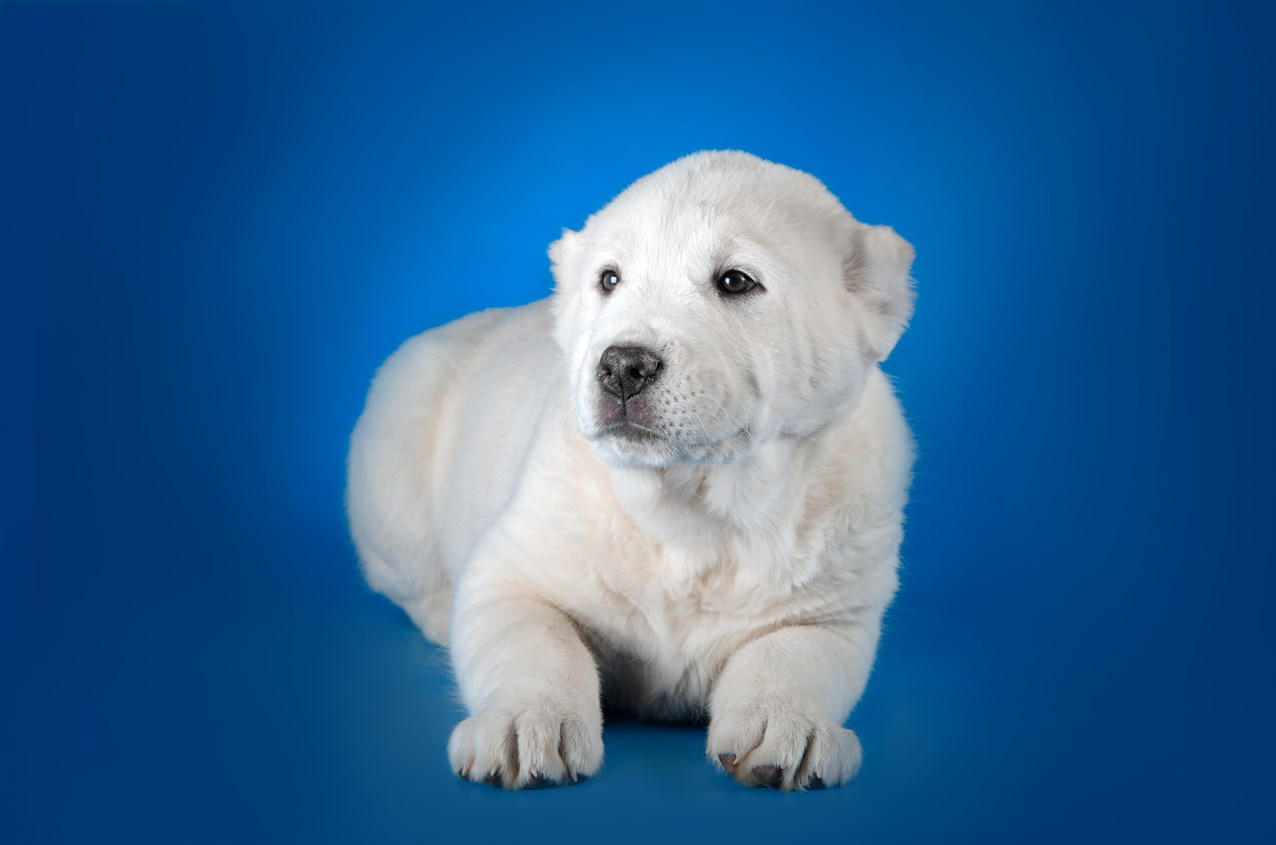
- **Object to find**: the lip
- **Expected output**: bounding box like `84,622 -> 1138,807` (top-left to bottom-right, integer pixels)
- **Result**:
598,420 -> 663,440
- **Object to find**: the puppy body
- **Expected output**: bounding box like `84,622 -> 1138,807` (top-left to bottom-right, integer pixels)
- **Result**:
347,152 -> 915,790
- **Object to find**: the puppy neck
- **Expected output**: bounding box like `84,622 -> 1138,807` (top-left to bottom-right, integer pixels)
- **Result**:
606,429 -> 820,551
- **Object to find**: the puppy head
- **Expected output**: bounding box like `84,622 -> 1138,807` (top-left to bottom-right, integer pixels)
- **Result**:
550,151 -> 914,469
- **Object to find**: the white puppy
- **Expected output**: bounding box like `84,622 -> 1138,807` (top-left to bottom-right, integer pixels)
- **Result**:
346,151 -> 916,791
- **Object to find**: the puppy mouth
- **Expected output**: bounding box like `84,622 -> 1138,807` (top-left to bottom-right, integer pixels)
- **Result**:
589,418 -> 751,453
597,420 -> 664,441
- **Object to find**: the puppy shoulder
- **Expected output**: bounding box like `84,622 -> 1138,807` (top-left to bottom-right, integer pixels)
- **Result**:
817,368 -> 914,531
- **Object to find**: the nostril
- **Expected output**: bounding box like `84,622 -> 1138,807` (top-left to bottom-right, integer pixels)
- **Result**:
598,345 -> 663,400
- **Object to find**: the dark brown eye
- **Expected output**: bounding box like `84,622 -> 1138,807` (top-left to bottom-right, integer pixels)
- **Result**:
717,270 -> 757,295
599,269 -> 621,293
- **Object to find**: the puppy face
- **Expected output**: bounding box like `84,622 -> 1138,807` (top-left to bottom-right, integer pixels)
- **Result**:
550,152 -> 915,469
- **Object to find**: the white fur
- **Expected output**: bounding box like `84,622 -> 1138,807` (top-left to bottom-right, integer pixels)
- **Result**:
346,151 -> 916,790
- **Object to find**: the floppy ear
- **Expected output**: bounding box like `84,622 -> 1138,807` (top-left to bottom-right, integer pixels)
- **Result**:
548,228 -> 582,355
843,224 -> 916,362
548,228 -> 579,292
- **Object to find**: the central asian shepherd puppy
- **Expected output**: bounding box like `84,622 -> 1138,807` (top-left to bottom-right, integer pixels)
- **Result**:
346,150 -> 917,791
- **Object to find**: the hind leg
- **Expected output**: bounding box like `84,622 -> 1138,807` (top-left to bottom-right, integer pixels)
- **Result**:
346,331 -> 456,645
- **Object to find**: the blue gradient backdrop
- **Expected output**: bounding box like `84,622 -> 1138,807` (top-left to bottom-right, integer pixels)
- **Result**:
4,1 -> 1275,842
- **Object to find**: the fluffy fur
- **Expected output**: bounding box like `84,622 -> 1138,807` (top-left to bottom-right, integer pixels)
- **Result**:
346,151 -> 916,790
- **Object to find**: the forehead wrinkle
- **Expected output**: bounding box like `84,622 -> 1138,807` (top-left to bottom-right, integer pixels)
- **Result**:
616,200 -> 703,288
598,184 -> 807,288
708,235 -> 746,276
585,223 -> 635,274
686,195 -> 800,262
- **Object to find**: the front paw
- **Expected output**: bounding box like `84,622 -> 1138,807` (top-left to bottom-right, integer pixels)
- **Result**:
447,702 -> 603,790
707,703 -> 862,791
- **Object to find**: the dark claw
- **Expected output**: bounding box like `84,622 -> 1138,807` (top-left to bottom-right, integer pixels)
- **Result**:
807,775 -> 827,790
718,752 -> 739,773
525,773 -> 554,790
482,771 -> 503,788
752,764 -> 783,789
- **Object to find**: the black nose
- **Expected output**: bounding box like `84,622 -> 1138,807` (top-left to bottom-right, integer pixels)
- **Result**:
597,346 -> 662,400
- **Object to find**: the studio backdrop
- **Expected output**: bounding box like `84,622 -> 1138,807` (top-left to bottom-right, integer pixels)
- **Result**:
3,1 -> 1274,842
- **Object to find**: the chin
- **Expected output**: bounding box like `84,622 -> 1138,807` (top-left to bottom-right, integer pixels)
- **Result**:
590,435 -> 678,469
589,428 -> 752,469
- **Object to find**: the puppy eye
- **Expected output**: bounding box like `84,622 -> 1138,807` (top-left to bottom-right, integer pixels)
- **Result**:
599,269 -> 621,294
717,270 -> 758,295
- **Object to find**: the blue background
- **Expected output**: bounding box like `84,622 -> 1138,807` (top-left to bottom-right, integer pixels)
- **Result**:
4,0 -> 1275,842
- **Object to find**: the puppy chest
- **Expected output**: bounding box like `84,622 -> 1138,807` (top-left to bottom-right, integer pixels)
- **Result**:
575,587 -> 778,721
584,619 -> 738,721
560,533 -> 836,718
